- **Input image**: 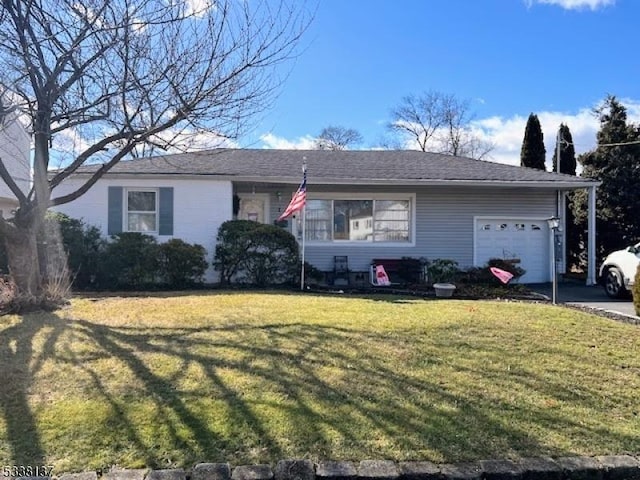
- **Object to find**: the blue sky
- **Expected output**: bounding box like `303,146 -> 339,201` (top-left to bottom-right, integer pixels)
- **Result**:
246,0 -> 640,167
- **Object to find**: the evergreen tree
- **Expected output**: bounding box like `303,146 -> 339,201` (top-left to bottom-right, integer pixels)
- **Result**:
520,113 -> 547,170
551,124 -> 577,175
573,95 -> 640,260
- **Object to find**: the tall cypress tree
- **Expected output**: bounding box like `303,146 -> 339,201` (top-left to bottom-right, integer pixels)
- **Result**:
520,113 -> 547,170
551,123 -> 577,175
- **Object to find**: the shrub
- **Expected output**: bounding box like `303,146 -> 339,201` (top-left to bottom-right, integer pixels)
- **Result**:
487,258 -> 526,280
100,233 -> 160,289
214,220 -> 263,285
213,220 -> 299,286
461,258 -> 526,285
633,264 -> 640,316
242,224 -> 299,286
159,239 -> 208,288
44,212 -> 105,289
426,259 -> 459,284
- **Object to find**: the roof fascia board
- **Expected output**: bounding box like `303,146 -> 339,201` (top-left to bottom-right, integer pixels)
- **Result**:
66,172 -> 601,188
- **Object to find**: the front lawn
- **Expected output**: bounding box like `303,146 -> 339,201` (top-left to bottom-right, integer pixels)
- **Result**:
0,292 -> 639,473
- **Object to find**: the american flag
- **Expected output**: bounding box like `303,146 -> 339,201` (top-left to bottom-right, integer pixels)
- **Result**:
277,167 -> 307,221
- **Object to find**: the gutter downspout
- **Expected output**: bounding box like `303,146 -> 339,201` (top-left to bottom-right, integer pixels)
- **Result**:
587,185 -> 597,286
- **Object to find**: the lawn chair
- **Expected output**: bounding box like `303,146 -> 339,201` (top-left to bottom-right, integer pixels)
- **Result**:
370,263 -> 391,286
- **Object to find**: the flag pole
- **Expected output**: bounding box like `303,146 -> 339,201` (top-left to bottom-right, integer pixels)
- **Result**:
300,160 -> 307,291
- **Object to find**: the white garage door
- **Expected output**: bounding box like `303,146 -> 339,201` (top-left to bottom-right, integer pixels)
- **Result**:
475,218 -> 550,283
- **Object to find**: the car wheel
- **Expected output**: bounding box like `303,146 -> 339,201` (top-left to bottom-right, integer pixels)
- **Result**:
604,267 -> 626,299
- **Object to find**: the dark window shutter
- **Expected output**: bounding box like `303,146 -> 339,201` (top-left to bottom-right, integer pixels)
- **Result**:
107,187 -> 123,235
158,187 -> 174,235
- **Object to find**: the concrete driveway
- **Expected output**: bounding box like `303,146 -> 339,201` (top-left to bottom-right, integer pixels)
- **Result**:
529,280 -> 639,318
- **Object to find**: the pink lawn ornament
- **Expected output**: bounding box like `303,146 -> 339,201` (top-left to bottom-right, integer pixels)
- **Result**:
375,264 -> 391,286
490,267 -> 514,284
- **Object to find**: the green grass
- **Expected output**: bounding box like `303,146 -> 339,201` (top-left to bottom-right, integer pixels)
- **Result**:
1,292 -> 639,473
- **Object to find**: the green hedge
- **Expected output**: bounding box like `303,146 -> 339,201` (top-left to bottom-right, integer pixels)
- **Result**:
159,239 -> 208,288
213,220 -> 299,286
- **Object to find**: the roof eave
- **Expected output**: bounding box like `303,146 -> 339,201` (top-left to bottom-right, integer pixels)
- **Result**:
66,172 -> 601,189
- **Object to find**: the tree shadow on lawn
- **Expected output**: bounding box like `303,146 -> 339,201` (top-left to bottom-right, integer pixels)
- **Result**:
1,312 -> 638,469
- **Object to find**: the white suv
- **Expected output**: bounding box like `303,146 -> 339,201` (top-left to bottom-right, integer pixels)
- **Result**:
599,242 -> 640,298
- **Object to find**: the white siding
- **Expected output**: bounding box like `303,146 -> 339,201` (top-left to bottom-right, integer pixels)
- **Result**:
54,176 -> 233,282
0,115 -> 30,205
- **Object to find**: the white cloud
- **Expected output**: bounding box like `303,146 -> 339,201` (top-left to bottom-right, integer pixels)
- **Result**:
148,127 -> 239,153
476,98 -> 640,167
183,0 -> 216,17
257,98 -> 640,169
525,0 -> 615,10
259,133 -> 317,150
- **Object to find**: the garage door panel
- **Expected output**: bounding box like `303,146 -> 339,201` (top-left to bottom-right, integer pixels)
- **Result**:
476,219 -> 549,283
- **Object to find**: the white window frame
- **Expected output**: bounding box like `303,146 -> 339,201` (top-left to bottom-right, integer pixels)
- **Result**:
124,187 -> 159,233
299,192 -> 416,247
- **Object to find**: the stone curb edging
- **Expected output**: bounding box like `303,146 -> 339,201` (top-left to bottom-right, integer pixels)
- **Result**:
21,455 -> 640,480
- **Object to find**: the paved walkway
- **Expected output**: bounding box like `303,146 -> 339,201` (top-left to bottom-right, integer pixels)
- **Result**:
529,281 -> 638,319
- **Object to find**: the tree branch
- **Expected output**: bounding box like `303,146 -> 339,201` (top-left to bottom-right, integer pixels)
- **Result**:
0,156 -> 27,206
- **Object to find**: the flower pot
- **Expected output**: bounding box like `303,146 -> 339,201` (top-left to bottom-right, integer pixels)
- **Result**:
433,283 -> 456,298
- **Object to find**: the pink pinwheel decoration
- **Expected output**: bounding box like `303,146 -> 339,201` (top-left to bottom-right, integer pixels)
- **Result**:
490,267 -> 514,284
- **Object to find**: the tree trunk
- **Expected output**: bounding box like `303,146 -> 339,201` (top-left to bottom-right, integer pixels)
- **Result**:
3,223 -> 42,297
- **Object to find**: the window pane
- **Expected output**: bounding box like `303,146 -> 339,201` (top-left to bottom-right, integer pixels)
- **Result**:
305,200 -> 332,241
128,191 -> 156,211
334,200 -> 373,241
374,200 -> 410,242
128,213 -> 157,232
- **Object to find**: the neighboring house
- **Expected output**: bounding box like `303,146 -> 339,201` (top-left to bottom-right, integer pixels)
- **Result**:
0,113 -> 30,217
53,149 -> 600,284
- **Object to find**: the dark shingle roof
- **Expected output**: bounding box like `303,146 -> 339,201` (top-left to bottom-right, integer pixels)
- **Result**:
75,149 -> 596,186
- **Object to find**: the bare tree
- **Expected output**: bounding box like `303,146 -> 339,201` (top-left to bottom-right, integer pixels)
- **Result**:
0,0 -> 310,298
388,91 -> 493,159
315,125 -> 363,150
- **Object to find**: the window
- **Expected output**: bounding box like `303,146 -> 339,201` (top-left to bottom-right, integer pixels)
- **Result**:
374,200 -> 410,242
126,189 -> 157,232
306,200 -> 332,241
304,197 -> 411,243
334,200 -> 372,241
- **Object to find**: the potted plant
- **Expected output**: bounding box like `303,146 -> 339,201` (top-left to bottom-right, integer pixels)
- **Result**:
427,259 -> 459,297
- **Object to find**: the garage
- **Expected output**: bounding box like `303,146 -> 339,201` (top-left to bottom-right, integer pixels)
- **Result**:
474,217 -> 551,283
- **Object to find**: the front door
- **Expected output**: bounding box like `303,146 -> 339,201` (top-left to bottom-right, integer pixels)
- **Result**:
238,194 -> 270,223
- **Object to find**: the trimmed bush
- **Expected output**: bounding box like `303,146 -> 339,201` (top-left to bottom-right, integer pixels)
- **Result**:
633,264 -> 640,316
213,220 -> 262,285
159,239 -> 207,288
45,212 -> 105,289
100,233 -> 160,289
214,220 -> 299,286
